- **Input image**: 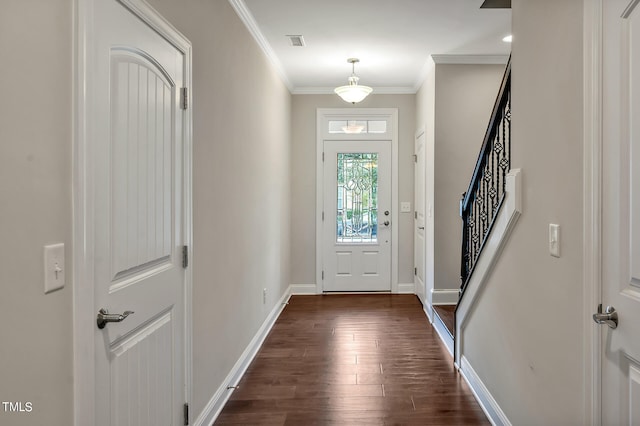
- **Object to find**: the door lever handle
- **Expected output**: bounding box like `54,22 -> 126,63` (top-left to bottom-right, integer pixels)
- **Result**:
418,226 -> 425,230
592,304 -> 618,329
97,308 -> 134,329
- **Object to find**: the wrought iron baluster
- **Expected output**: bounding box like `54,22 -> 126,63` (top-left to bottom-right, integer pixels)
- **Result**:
460,57 -> 511,293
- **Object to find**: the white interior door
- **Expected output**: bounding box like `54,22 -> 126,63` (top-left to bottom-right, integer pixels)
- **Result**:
91,1 -> 187,424
601,0 -> 640,423
323,140 -> 392,292
414,131 -> 426,305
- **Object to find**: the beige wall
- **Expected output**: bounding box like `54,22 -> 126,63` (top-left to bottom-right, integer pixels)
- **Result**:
1,0 -> 291,423
0,1 -> 73,425
290,94 -> 416,287
463,0 -> 585,423
434,64 -> 505,291
147,0 -> 292,417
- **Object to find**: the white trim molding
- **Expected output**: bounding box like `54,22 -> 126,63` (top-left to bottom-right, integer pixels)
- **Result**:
315,108 -> 400,294
583,0 -> 602,424
460,356 -> 512,426
431,54 -> 510,65
455,169 -> 522,366
292,86 -> 417,95
227,0 -> 293,91
194,286 -> 292,425
398,282 -> 416,294
431,289 -> 460,305
433,316 -> 453,356
290,284 -> 318,295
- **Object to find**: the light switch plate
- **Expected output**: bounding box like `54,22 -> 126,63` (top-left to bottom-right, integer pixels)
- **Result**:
401,202 -> 411,213
44,243 -> 65,293
549,224 -> 560,258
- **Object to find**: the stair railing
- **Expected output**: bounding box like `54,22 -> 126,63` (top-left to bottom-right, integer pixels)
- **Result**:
459,57 -> 511,293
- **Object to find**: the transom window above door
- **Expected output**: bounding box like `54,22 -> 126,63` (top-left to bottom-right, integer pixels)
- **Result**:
328,120 -> 388,135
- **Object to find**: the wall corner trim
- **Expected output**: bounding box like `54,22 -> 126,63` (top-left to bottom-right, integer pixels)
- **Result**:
193,285 -> 292,425
460,356 -> 512,426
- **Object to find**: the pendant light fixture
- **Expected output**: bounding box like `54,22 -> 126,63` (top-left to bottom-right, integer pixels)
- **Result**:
334,58 -> 373,104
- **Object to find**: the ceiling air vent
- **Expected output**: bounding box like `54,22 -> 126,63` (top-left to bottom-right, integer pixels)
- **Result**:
286,35 -> 305,47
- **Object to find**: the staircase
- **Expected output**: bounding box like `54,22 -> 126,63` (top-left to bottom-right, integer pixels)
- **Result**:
438,56 -> 522,364
460,57 -> 512,293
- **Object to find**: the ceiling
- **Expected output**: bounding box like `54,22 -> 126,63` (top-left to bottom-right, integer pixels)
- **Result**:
230,0 -> 511,94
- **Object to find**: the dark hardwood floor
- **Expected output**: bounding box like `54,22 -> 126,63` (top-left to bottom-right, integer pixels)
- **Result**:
215,294 -> 488,425
433,305 -> 456,337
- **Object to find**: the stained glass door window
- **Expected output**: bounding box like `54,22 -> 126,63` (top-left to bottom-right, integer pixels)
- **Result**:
336,153 -> 378,243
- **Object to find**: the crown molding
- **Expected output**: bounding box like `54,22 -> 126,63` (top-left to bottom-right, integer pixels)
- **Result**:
292,86 -> 417,95
413,56 -> 436,92
431,54 -> 510,65
228,0 -> 294,91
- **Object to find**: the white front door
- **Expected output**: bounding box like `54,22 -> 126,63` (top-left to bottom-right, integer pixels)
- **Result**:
414,131 -> 426,304
91,1 -> 187,424
322,140 -> 392,292
601,0 -> 640,423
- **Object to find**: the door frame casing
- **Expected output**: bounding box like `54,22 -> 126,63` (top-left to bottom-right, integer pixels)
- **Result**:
414,127 -> 427,306
315,108 -> 399,293
72,0 -> 193,424
583,0 -> 602,423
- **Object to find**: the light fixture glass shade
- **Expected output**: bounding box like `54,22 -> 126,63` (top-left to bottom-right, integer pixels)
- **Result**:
334,83 -> 373,104
334,61 -> 373,104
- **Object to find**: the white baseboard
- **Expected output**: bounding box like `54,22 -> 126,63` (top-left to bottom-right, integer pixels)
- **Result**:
460,356 -> 511,426
422,301 -> 433,323
193,285 -> 292,426
290,283 -> 317,294
291,283 -> 416,295
432,312 -> 453,356
397,282 -> 416,294
432,288 -> 460,305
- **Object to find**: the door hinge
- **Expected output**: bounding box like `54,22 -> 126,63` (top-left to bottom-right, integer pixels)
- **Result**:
322,270 -> 324,280
182,245 -> 189,269
322,152 -> 325,162
180,87 -> 188,110
414,211 -> 417,219
414,267 -> 417,276
322,211 -> 325,221
413,154 -> 418,163
183,403 -> 189,425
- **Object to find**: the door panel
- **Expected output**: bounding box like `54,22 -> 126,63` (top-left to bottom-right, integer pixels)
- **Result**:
323,140 -> 391,291
111,51 -> 175,282
602,0 -> 640,423
111,312 -> 173,425
92,1 -> 185,424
